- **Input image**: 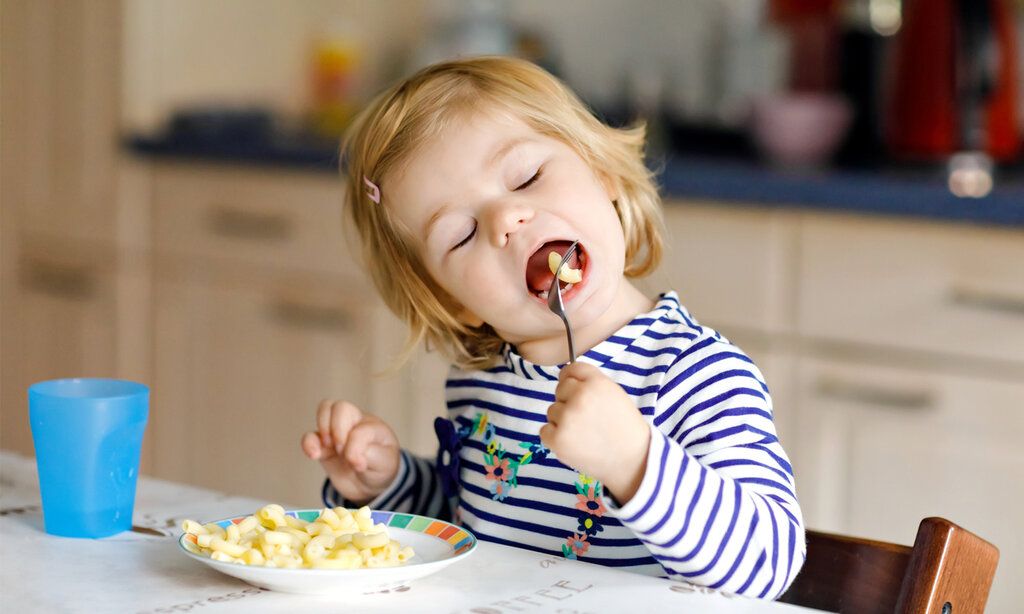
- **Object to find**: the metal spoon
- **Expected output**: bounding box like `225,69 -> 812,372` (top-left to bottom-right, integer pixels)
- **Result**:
547,240 -> 579,363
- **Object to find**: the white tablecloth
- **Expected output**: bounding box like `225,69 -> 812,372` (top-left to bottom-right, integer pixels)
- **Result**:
0,451 -> 823,613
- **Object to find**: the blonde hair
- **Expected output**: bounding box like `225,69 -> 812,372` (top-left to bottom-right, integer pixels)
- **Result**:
341,56 -> 663,370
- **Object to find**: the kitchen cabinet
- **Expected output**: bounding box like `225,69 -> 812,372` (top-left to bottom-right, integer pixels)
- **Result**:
150,164 -> 354,277
0,239 -> 121,457
146,164 -> 444,504
151,261 -> 376,506
0,0 -> 127,457
798,213 -> 1024,365
643,203 -> 799,337
659,200 -> 1023,610
3,0 -> 122,245
793,356 -> 1024,613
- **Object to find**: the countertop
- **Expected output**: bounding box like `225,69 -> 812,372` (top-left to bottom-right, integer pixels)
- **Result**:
128,134 -> 1024,228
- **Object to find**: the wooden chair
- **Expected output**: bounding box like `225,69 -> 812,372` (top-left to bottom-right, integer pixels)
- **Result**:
778,517 -> 999,613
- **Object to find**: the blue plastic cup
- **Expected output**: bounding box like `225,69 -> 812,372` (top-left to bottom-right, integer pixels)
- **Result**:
28,378 -> 149,538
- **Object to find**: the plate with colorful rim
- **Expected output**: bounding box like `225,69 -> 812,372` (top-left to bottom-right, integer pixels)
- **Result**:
178,509 -> 476,595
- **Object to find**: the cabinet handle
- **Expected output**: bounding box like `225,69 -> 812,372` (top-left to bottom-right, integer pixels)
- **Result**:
20,260 -> 96,301
948,285 -> 1024,317
206,205 -> 292,241
815,378 -> 935,411
269,300 -> 352,332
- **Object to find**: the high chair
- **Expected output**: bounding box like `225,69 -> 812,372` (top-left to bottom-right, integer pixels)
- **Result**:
778,517 -> 998,613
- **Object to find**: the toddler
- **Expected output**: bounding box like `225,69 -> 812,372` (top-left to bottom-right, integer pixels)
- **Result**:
301,56 -> 805,598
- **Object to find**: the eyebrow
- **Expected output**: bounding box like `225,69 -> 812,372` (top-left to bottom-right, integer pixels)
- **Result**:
423,136 -> 537,238
424,203 -> 454,239
487,136 -> 535,169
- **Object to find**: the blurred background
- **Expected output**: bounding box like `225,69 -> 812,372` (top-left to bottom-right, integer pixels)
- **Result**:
2,0 -> 1023,609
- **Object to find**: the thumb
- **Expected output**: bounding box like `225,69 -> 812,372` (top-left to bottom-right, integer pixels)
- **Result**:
560,360 -> 600,382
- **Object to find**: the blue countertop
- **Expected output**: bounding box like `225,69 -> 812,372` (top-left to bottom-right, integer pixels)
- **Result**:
128,135 -> 1024,228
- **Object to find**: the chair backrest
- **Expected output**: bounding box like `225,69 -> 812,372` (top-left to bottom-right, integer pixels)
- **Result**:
778,517 -> 999,614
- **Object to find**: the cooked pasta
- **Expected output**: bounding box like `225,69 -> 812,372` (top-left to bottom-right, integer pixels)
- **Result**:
182,505 -> 415,569
548,251 -> 582,283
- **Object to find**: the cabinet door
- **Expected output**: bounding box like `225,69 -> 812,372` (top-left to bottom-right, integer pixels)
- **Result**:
3,0 -> 122,243
646,201 -> 798,336
0,245 -> 118,456
795,357 -> 1024,612
798,213 -> 1024,365
710,332 -> 799,454
152,267 -> 377,506
152,165 -> 350,276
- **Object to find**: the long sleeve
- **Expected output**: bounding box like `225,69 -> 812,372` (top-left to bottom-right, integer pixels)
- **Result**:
608,335 -> 806,599
322,449 -> 451,520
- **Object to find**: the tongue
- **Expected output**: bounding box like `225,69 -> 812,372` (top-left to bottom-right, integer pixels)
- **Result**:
526,241 -> 580,293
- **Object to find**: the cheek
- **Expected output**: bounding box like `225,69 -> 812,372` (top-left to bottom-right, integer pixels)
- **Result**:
434,258 -> 499,309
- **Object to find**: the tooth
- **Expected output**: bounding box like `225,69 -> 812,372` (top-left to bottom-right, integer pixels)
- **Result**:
539,290 -> 548,299
548,251 -> 582,284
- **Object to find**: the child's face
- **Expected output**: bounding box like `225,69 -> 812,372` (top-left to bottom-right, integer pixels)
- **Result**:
384,110 -> 629,349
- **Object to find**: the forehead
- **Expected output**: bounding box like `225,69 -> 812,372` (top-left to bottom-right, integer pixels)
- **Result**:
383,111 -> 541,224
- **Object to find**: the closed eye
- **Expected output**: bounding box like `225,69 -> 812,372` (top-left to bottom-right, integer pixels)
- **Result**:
515,166 -> 543,191
451,222 -> 477,251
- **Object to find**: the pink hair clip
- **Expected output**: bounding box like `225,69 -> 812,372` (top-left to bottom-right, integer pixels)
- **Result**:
363,176 -> 381,204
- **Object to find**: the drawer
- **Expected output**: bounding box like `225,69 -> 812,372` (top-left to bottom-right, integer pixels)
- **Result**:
792,356 -> 1024,612
798,213 -> 1024,364
152,164 -> 359,278
644,200 -> 797,335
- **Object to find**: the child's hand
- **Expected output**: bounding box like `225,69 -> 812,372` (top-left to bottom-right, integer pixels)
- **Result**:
300,400 -> 401,505
540,362 -> 651,503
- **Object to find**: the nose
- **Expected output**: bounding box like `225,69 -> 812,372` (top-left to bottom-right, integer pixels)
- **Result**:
485,201 -> 534,247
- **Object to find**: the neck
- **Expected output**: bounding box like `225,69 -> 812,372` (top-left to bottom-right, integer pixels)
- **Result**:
516,281 -> 656,366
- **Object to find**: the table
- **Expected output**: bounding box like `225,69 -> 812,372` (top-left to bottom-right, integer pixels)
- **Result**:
0,452 -> 824,613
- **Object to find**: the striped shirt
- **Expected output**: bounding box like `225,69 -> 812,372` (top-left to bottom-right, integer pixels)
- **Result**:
324,291 -> 806,598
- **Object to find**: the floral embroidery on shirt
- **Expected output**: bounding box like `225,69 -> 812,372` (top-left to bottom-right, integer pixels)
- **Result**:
462,411 -> 608,562
567,474 -> 607,556
434,417 -> 462,500
434,417 -> 466,522
490,480 -> 511,501
564,533 -> 590,559
484,456 -> 512,482
574,482 -> 607,537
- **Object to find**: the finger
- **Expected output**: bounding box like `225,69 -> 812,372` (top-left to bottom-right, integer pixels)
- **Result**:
316,399 -> 335,447
301,431 -> 320,460
560,360 -> 599,383
343,420 -> 386,472
301,431 -> 330,460
554,377 -> 581,403
330,401 -> 364,454
546,401 -> 565,427
539,422 -> 556,451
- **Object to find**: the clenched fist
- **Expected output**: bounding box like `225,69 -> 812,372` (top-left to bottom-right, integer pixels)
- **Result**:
300,400 -> 401,506
540,362 -> 651,504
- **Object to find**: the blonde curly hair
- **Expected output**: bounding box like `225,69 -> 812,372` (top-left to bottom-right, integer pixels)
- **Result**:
341,56 -> 663,370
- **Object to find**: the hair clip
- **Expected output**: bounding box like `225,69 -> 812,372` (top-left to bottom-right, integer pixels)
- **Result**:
363,176 -> 381,204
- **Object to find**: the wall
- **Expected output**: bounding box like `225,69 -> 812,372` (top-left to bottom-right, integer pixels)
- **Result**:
120,0 -> 784,132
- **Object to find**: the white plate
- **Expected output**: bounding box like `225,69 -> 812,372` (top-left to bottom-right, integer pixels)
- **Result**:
178,509 -> 476,595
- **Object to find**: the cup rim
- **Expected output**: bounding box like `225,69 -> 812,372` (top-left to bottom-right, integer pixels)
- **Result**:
29,378 -> 149,400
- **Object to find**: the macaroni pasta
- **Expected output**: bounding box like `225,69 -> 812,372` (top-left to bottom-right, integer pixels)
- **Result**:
182,505 -> 415,569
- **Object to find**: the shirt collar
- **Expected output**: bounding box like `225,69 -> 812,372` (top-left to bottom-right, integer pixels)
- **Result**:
499,291 -> 681,381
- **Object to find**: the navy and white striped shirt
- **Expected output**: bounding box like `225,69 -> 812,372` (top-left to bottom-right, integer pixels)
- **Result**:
325,292 -> 806,598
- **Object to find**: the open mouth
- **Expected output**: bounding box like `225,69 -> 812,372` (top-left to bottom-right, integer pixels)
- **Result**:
525,240 -> 587,300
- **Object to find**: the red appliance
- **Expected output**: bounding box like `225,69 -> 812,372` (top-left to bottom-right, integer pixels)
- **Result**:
885,0 -> 1020,161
